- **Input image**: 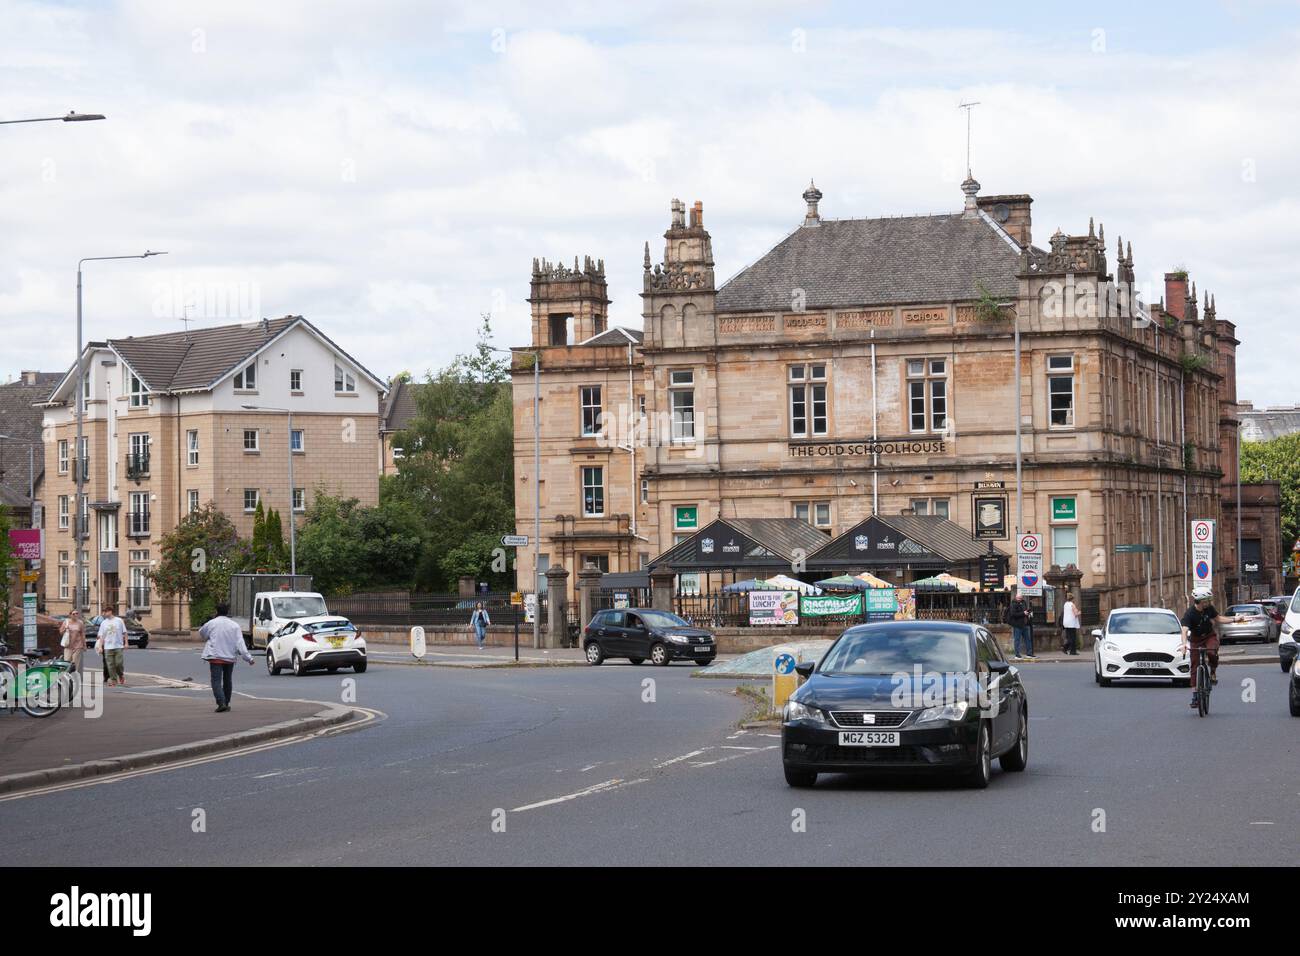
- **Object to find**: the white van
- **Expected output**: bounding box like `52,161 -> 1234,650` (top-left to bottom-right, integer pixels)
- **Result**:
249,591 -> 332,650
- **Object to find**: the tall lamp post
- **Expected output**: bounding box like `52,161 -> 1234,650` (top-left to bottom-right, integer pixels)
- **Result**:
240,405 -> 297,575
73,252 -> 167,613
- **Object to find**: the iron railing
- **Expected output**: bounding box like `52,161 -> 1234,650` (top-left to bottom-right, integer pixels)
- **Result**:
325,591 -> 528,627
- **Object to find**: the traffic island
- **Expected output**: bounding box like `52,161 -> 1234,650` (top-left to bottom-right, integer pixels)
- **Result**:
0,679 -> 358,795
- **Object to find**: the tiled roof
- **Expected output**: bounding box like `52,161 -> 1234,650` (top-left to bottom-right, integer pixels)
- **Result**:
581,327 -> 644,347
715,214 -> 1021,313
0,373 -> 60,501
885,514 -> 1010,562
109,316 -> 299,392
380,378 -> 425,432
1241,406 -> 1300,443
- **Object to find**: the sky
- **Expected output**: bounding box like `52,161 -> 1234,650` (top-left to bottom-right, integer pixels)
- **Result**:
2,0 -> 1298,405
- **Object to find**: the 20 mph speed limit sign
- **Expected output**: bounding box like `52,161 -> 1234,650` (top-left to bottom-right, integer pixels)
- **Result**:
1016,533 -> 1043,596
1018,533 -> 1041,554
1191,520 -> 1214,544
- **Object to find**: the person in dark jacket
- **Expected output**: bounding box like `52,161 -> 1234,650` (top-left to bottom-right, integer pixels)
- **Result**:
1004,591 -> 1037,660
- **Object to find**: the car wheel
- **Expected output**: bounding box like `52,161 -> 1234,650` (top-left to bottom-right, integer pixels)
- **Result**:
650,642 -> 670,666
584,641 -> 604,666
1093,663 -> 1100,684
353,660 -> 367,674
266,649 -> 281,676
137,637 -> 148,650
1000,711 -> 1028,772
1289,680 -> 1300,717
292,652 -> 305,676
627,657 -> 644,665
784,766 -> 817,788
965,724 -> 991,789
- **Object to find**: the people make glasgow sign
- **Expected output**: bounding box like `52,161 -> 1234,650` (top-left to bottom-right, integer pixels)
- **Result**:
788,438 -> 946,458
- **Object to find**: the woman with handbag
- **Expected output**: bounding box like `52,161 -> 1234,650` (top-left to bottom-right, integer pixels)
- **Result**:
60,610 -> 86,673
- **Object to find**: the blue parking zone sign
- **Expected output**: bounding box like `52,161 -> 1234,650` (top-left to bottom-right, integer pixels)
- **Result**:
774,653 -> 796,675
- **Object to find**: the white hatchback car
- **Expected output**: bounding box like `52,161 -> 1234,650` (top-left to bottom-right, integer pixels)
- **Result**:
1280,587 -> 1300,674
1092,607 -> 1190,687
266,616 -> 367,676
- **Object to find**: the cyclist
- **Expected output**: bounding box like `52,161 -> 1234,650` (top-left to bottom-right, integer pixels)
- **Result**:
1179,587 -> 1242,710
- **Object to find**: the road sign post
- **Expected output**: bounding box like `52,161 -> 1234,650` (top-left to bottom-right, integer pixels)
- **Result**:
772,647 -> 799,711
1016,533 -> 1043,597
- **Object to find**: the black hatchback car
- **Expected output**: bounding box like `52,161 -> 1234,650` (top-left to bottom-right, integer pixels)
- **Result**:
583,609 -> 716,666
781,621 -> 1028,789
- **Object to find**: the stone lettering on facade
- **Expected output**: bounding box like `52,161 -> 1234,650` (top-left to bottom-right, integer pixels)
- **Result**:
902,307 -> 949,326
836,309 -> 895,330
787,439 -> 947,458
782,313 -> 828,333
718,315 -> 776,336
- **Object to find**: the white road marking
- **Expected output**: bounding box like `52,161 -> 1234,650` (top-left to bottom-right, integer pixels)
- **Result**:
720,745 -> 763,750
654,749 -> 708,768
510,777 -> 647,813
690,745 -> 778,768
1249,821 -> 1274,825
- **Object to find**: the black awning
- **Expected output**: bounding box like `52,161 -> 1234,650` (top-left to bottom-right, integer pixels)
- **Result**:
806,514 -> 1007,571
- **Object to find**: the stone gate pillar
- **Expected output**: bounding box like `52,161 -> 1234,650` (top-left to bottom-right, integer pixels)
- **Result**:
545,565 -> 570,648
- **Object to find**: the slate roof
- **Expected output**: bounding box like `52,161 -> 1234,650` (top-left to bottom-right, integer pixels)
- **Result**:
714,214 -> 1021,313
380,378 -> 425,433
1240,406 -> 1300,443
652,517 -> 831,570
0,372 -> 61,504
580,327 -> 644,347
109,316 -> 298,392
884,515 -> 1010,562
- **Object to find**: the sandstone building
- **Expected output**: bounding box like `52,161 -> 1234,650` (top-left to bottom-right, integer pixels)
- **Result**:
511,179 -> 1249,617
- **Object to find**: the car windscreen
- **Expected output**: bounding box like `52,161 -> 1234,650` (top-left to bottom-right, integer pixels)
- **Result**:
1227,605 -> 1262,616
1108,612 -> 1181,635
272,596 -> 328,618
819,628 -> 972,675
634,610 -> 690,629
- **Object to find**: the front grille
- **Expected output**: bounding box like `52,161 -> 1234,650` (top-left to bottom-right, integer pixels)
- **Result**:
790,743 -> 929,763
830,711 -> 910,728
1123,652 -> 1174,663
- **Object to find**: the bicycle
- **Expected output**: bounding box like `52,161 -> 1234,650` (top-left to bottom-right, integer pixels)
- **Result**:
0,640 -> 75,718
1187,639 -> 1214,717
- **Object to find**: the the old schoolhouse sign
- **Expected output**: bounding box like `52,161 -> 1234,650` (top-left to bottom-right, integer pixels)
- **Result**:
788,438 -> 947,459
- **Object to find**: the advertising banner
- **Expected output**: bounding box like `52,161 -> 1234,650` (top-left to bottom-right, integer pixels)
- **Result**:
748,590 -> 799,626
865,589 -> 899,621
8,529 -> 42,561
800,592 -> 863,617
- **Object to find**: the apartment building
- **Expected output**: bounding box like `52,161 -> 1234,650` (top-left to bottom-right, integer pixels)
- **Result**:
40,316 -> 385,628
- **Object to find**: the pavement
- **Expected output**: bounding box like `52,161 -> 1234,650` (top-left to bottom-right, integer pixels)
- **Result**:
0,645 -> 1296,866
0,670 -> 358,794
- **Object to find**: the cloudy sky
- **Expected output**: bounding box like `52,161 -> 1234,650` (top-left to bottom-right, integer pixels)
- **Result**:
2,0 -> 1298,405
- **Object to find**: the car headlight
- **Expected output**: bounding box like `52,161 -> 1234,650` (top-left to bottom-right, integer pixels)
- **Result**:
914,701 -> 970,724
668,634 -> 689,644
1282,622 -> 1293,636
1103,641 -> 1119,653
783,699 -> 827,725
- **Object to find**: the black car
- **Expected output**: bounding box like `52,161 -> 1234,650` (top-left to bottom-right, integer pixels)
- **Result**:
86,614 -> 150,649
582,609 -> 716,666
781,620 -> 1028,789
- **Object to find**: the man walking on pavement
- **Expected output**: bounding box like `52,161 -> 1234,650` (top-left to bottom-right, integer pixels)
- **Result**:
98,604 -> 128,686
1005,590 -> 1037,661
199,602 -> 254,713
1061,591 -> 1081,656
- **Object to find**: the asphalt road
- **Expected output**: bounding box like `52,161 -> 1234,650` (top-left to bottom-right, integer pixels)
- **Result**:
1,647 -> 1296,866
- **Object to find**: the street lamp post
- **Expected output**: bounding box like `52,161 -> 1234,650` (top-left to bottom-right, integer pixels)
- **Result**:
240,405 -> 297,575
0,111 -> 106,126
73,252 -> 167,613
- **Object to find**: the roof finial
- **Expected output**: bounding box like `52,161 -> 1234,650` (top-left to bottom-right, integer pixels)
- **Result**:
1098,222 -> 1104,247
802,179 -> 823,227
643,241 -> 651,270
1126,240 -> 1132,263
1088,217 -> 1095,239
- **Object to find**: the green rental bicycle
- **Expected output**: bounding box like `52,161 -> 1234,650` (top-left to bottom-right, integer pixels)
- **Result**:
0,640 -> 75,718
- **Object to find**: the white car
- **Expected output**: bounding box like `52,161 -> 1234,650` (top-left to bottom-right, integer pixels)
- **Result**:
1092,607 -> 1190,687
1279,587 -> 1300,674
266,616 -> 367,676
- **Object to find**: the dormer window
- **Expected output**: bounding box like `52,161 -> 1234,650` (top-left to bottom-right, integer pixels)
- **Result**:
234,362 -> 257,390
334,363 -> 356,394
128,372 -> 150,408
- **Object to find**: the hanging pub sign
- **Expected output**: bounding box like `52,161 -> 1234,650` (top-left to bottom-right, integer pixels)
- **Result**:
973,495 -> 1008,540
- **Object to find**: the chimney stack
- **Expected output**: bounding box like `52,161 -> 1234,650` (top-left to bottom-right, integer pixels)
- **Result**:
1164,271 -> 1189,321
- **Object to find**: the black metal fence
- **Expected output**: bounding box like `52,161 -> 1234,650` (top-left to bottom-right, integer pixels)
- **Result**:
326,591 -> 529,627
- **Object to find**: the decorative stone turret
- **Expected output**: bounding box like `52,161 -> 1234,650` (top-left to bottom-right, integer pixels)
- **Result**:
528,254 -> 610,347
802,180 -> 823,226
960,175 -> 981,217
641,197 -> 717,350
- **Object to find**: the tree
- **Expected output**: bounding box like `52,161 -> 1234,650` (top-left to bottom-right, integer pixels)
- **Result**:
151,503 -> 252,626
297,490 -> 428,594
266,508 -> 288,571
390,317 -> 514,591
1241,434 -> 1300,554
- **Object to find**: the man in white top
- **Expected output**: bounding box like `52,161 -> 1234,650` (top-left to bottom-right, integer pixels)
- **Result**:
1060,592 -> 1081,656
199,601 -> 254,713
99,604 -> 129,686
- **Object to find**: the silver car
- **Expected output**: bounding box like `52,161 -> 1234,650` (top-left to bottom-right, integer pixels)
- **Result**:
1217,604 -> 1275,644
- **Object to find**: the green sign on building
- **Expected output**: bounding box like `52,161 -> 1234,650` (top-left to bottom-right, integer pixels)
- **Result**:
675,506 -> 697,529
1051,497 -> 1077,522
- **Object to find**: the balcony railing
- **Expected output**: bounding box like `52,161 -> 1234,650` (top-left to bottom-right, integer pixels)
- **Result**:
126,452 -> 150,481
126,509 -> 150,538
